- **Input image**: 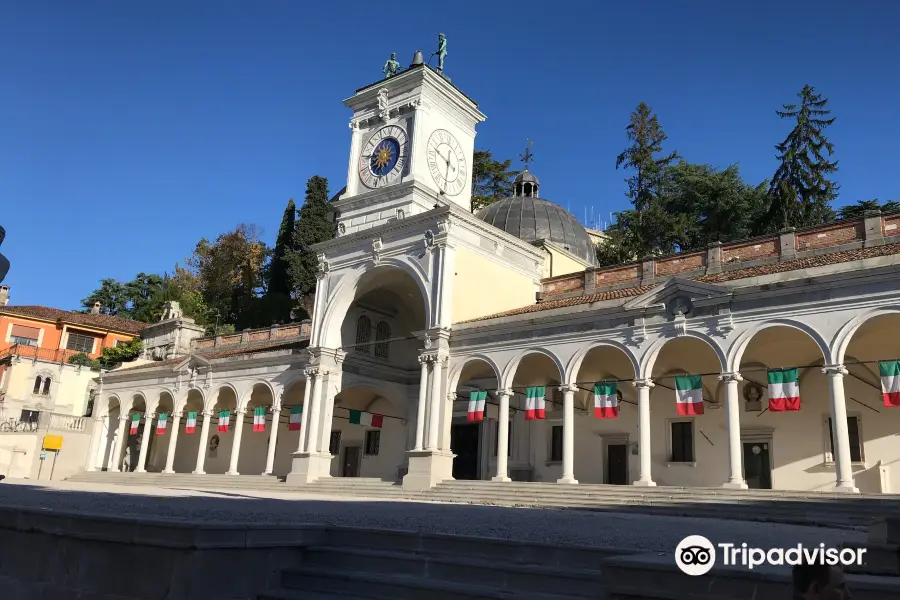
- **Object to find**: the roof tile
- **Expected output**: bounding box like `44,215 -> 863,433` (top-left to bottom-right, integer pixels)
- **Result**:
0,305 -> 147,335
120,339 -> 308,371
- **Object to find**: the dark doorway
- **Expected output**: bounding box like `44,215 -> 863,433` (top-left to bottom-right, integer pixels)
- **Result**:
742,441 -> 772,489
451,423 -> 480,480
342,446 -> 361,477
606,443 -> 628,485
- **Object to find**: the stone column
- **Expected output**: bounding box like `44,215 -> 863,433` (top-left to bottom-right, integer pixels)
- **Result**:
306,372 -> 324,455
719,372 -> 747,489
414,355 -> 429,450
109,417 -> 127,472
227,409 -> 247,475
824,365 -> 860,493
632,379 -> 656,486
192,410 -> 212,474
263,405 -> 281,475
86,416 -> 104,471
426,357 -> 443,450
135,413 -> 153,473
162,413 -> 182,473
557,384 -> 579,484
297,369 -> 314,452
492,389 -> 512,482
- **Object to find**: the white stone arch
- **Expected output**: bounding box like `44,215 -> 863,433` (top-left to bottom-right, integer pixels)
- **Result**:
179,387 -> 206,413
448,354 -> 503,393
102,394 -> 122,417
501,348 -> 566,389
315,258 -> 432,350
122,391 -> 148,414
640,332 -> 727,379
238,380 -> 278,411
564,340 -> 640,384
150,387 -> 177,414
832,305 -> 900,365
727,318 -> 831,372
656,366 -> 719,403
204,383 -> 240,412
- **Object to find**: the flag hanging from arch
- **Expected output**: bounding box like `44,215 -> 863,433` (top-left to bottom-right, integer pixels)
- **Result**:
129,414 -> 140,435
594,382 -> 618,418
156,413 -> 168,435
467,390 -> 486,422
289,405 -> 303,430
185,411 -> 197,434
253,406 -> 266,432
767,368 -> 800,411
525,386 -> 546,420
218,410 -> 231,432
349,410 -> 384,428
674,375 -> 704,416
880,361 -> 900,407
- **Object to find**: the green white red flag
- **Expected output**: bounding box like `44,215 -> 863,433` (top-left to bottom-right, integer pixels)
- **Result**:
349,410 -> 383,428
594,382 -> 618,418
525,386 -> 546,420
129,414 -> 140,435
880,361 -> 900,407
185,411 -> 197,434
289,405 -> 303,430
218,410 -> 230,432
467,390 -> 486,421
674,375 -> 704,416
252,406 -> 266,432
767,368 -> 800,411
156,413 -> 168,435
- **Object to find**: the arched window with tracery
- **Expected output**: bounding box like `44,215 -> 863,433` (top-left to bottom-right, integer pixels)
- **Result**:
42,377 -> 51,395
33,376 -> 42,394
355,315 -> 372,354
374,321 -> 390,359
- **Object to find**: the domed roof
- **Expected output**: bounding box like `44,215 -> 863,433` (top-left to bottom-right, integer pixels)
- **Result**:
514,169 -> 540,186
476,196 -> 599,266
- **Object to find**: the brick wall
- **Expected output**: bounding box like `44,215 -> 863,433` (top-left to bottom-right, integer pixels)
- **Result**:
722,239 -> 778,264
655,252 -> 706,276
595,265 -> 640,287
796,222 -> 864,251
543,275 -> 583,295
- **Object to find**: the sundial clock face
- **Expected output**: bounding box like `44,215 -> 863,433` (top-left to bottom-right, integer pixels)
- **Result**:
359,125 -> 409,189
426,129 -> 467,196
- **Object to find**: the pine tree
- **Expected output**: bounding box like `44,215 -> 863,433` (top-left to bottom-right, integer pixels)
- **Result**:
262,198 -> 297,323
471,150 -> 518,211
289,176 -> 334,318
616,102 -> 678,215
765,85 -> 838,231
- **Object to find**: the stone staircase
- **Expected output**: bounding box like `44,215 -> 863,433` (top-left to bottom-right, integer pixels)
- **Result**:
66,471 -> 900,529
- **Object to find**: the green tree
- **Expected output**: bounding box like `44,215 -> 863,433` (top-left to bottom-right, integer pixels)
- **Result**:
471,150 -> 518,212
765,85 -> 838,232
616,102 -> 679,215
263,198 -> 297,324
837,199 -> 900,220
81,279 -> 127,315
289,176 -> 335,318
81,274 -> 164,320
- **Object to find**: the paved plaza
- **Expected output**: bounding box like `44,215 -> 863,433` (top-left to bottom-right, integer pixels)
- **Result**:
0,479 -> 863,552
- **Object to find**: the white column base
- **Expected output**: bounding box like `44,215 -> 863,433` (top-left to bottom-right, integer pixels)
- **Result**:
135,468 -> 146,474
285,452 -> 333,485
191,470 -> 205,475
402,450 -> 454,490
162,469 -> 175,474
632,479 -> 657,487
491,475 -> 511,483
556,476 -> 579,485
834,485 -> 860,493
722,481 -> 748,490
227,470 -> 240,476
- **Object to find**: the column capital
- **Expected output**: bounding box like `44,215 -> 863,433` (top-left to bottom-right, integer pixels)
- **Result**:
271,404 -> 282,413
303,367 -> 319,378
557,383 -> 579,394
494,388 -> 515,398
822,364 -> 848,377
143,412 -> 155,421
718,372 -> 743,383
235,408 -> 247,416
632,378 -> 655,389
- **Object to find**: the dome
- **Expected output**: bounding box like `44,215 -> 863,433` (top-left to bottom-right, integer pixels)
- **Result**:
514,170 -> 540,186
476,196 -> 599,266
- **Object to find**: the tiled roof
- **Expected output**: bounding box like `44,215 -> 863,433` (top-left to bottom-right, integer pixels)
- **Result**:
119,339 -> 308,371
460,242 -> 900,324
0,305 -> 147,334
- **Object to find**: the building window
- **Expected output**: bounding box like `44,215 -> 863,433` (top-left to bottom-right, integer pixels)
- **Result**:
493,420 -> 512,457
10,336 -> 38,346
670,421 -> 694,463
9,324 -> 40,346
373,321 -> 390,359
365,430 -> 381,456
549,424 -> 563,462
329,430 -> 342,456
33,375 -> 51,396
33,376 -> 42,394
828,417 -> 863,463
66,333 -> 95,354
42,377 -> 51,395
355,315 -> 372,354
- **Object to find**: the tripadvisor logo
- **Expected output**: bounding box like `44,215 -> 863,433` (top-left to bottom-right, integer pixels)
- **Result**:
675,535 -> 866,576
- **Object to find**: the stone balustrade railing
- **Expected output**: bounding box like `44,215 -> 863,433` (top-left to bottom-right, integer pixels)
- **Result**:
191,320 -> 312,351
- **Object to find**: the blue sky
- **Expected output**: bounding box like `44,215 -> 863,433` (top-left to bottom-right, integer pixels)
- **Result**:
2,1 -> 898,310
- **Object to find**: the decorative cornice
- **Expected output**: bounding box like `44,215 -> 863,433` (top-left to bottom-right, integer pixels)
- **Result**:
822,364 -> 848,376
632,379 -> 655,389
557,383 -> 579,394
718,372 -> 743,384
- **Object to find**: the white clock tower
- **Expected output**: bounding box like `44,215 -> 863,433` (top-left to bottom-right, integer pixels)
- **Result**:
335,62 -> 486,235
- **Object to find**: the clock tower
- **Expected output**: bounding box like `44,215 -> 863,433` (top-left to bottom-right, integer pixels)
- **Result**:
334,62 -> 486,236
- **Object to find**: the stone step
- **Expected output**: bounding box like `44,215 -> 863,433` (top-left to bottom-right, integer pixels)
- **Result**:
280,566 -> 581,600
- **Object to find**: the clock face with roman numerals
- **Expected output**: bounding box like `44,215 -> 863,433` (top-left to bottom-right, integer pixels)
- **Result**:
358,125 -> 409,189
426,129 -> 467,196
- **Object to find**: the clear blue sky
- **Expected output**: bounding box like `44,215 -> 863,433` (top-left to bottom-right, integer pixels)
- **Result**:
2,1 -> 898,310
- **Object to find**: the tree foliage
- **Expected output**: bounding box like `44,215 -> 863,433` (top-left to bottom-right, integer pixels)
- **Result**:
765,85 -> 838,231
262,198 -> 297,324
80,273 -> 165,321
288,176 -> 334,318
67,338 -> 143,370
837,199 -> 900,221
471,150 -> 518,212
616,102 -> 678,215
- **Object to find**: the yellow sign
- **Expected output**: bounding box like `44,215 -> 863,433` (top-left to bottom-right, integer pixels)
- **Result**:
42,435 -> 63,451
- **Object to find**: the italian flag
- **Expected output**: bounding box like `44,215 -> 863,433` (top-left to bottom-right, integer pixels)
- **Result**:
185,411 -> 197,434
289,406 -> 303,431
525,386 -> 546,420
880,361 -> 900,407
467,390 -> 486,422
156,413 -> 168,435
252,406 -> 266,432
594,382 -> 619,418
129,414 -> 140,435
349,410 -> 383,428
675,375 -> 704,416
218,410 -> 231,432
767,368 -> 800,411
